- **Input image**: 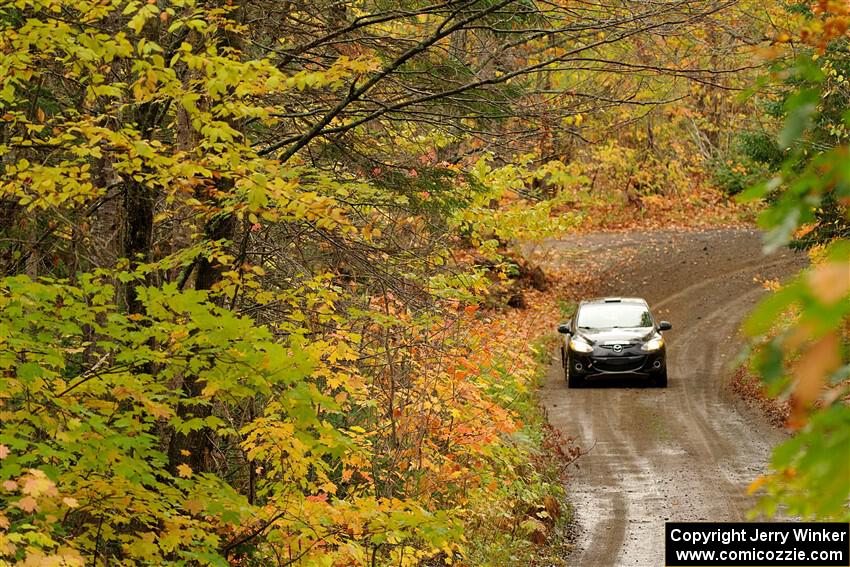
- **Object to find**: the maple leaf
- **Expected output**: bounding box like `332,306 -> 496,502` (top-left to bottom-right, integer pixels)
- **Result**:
63,497 -> 80,508
184,498 -> 204,515
176,464 -> 193,478
145,402 -> 173,419
0,445 -> 8,459
15,495 -> 38,513
21,470 -> 56,497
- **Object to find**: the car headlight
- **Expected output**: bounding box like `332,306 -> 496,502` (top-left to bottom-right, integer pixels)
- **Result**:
641,337 -> 665,352
569,337 -> 593,353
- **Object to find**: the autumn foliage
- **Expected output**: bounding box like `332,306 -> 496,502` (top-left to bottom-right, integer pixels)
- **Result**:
1,0 -> 842,564
0,1 -> 589,563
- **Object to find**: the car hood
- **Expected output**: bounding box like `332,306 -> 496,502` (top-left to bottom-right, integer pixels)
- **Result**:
575,328 -> 656,345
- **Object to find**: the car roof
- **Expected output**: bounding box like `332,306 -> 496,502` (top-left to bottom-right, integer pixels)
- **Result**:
579,297 -> 648,306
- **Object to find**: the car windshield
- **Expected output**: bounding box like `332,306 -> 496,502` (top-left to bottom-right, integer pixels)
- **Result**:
576,303 -> 653,329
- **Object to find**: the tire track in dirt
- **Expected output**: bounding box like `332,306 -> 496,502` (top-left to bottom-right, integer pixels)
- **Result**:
538,229 -> 807,566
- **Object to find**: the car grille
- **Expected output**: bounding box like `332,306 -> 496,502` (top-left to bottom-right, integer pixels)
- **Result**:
592,355 -> 646,372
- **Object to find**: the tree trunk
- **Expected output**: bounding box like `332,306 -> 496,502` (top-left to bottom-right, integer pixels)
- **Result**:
166,177 -> 238,475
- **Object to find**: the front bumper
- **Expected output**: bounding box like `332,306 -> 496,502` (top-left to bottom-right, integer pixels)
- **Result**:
568,348 -> 666,377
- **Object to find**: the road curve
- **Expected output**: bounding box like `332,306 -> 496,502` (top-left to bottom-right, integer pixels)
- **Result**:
537,229 -> 807,566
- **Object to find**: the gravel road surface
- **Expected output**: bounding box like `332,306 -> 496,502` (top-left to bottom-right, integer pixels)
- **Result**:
537,229 -> 807,566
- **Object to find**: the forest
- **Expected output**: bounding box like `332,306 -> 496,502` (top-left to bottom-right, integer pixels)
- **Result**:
0,0 -> 848,565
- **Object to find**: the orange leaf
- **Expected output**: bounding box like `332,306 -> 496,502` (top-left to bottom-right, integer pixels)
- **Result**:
789,332 -> 841,428
15,496 -> 38,513
807,261 -> 850,305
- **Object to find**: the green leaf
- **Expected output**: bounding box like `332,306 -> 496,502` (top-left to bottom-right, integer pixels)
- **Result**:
777,88 -> 819,149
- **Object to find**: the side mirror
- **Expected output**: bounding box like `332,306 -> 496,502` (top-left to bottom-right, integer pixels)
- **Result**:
658,321 -> 672,331
557,323 -> 571,334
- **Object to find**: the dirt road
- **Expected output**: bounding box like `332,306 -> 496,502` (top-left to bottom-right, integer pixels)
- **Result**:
537,229 -> 807,566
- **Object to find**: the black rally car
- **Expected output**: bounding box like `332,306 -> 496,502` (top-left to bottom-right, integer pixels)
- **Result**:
558,297 -> 672,388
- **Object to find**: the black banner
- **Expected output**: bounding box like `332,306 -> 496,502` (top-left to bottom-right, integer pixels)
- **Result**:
666,522 -> 850,566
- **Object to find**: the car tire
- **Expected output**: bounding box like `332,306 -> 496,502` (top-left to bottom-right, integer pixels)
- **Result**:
654,368 -> 668,388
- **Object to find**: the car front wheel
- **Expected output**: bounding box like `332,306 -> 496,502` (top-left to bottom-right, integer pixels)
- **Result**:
653,368 -> 668,388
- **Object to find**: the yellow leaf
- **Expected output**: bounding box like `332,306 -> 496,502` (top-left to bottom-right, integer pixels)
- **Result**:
184,498 -> 204,515
62,497 -> 79,508
170,329 -> 189,341
176,464 -> 193,478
